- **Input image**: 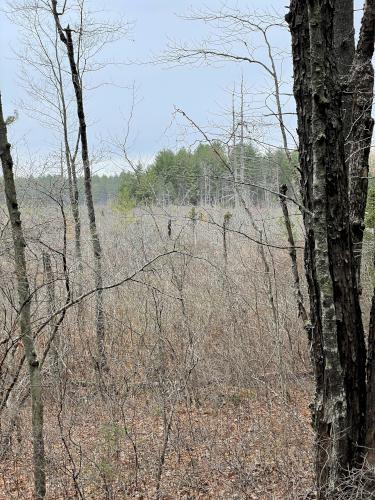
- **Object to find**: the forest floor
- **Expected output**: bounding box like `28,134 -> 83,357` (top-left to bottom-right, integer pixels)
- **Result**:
0,382 -> 314,499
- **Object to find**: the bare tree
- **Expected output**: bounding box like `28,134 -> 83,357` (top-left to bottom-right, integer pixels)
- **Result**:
162,7 -> 296,166
9,1 -> 83,276
163,6 -> 309,329
0,93 -> 46,498
51,0 -> 107,371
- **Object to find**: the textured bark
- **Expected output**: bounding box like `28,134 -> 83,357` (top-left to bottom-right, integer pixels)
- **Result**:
367,289 -> 375,463
349,2 -> 375,463
348,0 -> 375,284
287,0 -> 322,383
52,0 -> 107,371
333,0 -> 355,143
333,0 -> 354,74
0,94 -> 46,499
288,1 -> 367,496
309,2 -> 349,490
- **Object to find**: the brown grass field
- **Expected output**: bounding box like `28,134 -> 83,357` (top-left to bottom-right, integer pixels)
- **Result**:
3,201 -> 368,498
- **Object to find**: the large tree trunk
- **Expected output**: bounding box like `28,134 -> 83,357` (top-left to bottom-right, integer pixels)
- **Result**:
367,284 -> 375,463
347,1 -> 375,462
309,0 -> 367,482
0,94 -> 46,499
348,1 -> 375,285
52,0 -> 107,372
333,0 -> 355,144
287,1 -> 368,497
287,0 -> 322,393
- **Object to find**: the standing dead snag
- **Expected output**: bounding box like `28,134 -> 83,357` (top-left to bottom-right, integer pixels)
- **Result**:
167,219 -> 172,238
0,93 -> 46,499
51,0 -> 107,372
188,207 -> 198,247
223,212 -> 232,266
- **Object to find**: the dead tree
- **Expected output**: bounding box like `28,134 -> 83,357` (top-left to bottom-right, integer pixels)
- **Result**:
0,93 -> 46,499
163,7 -> 295,170
164,6 -> 307,321
51,0 -> 107,372
167,219 -> 172,238
222,212 -> 232,265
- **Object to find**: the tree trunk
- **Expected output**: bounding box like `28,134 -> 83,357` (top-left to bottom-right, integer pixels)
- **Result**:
367,286 -> 375,463
349,3 -> 375,463
288,1 -> 368,496
333,0 -> 355,144
55,34 -> 83,282
43,252 -> 60,376
348,0 -> 375,285
52,1 -> 107,372
63,128 -> 82,278
287,0 -> 322,384
0,93 -> 46,499
278,184 -> 308,324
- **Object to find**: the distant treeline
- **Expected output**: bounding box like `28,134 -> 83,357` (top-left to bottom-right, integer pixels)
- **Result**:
0,174 -> 123,206
117,143 -> 296,210
0,143 -> 296,208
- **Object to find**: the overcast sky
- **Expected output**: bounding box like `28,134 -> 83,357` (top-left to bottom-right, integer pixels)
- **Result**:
0,1 -> 300,174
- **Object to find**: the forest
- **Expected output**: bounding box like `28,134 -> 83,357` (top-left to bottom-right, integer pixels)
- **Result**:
0,1 -> 375,499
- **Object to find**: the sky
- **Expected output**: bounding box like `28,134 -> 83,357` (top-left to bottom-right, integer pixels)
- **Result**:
0,1 -> 299,174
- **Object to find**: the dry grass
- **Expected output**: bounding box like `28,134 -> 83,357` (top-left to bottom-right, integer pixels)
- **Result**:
0,201 -> 316,498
